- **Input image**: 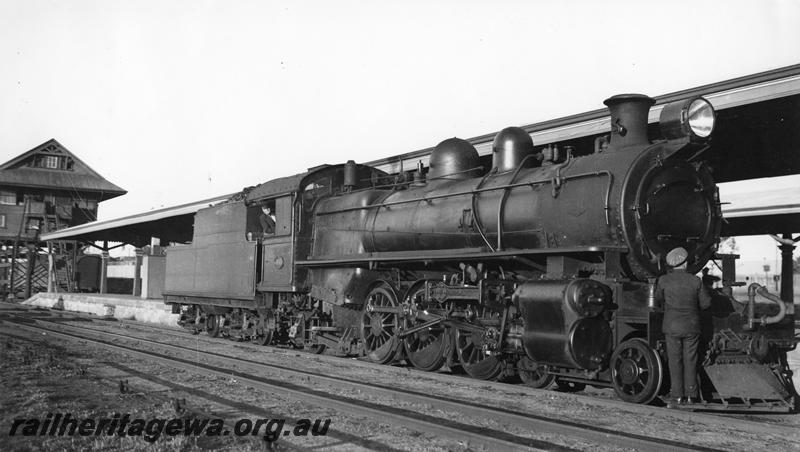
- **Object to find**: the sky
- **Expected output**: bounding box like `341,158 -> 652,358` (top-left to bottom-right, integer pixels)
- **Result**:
1,0 -> 799,265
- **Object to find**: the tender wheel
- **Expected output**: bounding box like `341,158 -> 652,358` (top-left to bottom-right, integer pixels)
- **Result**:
518,357 -> 555,389
555,378 -> 586,392
252,311 -> 274,346
360,282 -> 401,364
610,338 -> 664,404
454,328 -> 503,380
253,329 -> 272,346
289,314 -> 306,349
402,282 -> 448,372
206,314 -> 221,338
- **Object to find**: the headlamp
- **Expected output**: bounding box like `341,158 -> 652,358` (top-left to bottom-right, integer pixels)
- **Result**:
659,97 -> 715,142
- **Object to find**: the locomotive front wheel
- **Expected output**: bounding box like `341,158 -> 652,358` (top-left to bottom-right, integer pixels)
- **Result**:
454,328 -> 503,380
360,282 -> 401,364
402,282 -> 448,372
610,338 -> 664,404
206,314 -> 221,338
518,357 -> 555,389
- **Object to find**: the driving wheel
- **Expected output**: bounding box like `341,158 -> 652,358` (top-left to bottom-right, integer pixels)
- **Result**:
454,327 -> 503,380
402,281 -> 449,371
360,282 -> 401,364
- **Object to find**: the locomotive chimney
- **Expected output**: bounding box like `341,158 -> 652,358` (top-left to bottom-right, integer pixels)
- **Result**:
603,94 -> 655,150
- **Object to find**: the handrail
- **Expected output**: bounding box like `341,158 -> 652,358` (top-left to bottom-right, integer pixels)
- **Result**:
316,167 -> 613,220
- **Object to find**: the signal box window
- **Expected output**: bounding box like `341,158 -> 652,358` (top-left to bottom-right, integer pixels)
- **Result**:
0,214 -> 6,228
0,190 -> 15,205
27,218 -> 41,233
45,156 -> 60,168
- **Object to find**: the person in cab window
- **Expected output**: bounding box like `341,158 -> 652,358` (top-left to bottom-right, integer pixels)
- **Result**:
259,205 -> 276,236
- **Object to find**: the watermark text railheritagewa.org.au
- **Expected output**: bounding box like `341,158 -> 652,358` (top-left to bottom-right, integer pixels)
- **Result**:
8,413 -> 331,442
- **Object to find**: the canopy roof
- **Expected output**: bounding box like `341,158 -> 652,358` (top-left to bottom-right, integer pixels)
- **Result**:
719,177 -> 800,236
40,194 -> 233,247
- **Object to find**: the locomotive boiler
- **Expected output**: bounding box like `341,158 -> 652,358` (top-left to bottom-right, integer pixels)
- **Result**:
312,95 -> 721,278
164,93 -> 797,410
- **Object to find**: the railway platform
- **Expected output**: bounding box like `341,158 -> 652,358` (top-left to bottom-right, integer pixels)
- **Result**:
21,292 -> 178,326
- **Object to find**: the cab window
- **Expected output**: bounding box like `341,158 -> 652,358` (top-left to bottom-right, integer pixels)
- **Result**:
246,200 -> 276,240
246,195 -> 292,240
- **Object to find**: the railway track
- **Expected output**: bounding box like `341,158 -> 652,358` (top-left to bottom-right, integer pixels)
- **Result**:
4,313 -> 576,451
2,308 -> 735,451
7,303 -> 798,430
0,327 -> 386,452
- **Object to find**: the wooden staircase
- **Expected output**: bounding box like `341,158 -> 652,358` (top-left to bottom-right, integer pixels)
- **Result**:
0,205 -> 76,299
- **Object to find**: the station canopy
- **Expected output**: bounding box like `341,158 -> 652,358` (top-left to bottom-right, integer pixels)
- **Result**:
367,64 -> 800,185
718,176 -> 800,236
40,194 -> 233,247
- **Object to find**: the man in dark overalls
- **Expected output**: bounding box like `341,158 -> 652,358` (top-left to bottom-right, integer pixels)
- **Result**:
657,247 -> 712,407
259,205 -> 276,235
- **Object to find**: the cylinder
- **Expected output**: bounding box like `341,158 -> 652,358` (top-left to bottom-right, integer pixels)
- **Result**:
514,279 -> 613,369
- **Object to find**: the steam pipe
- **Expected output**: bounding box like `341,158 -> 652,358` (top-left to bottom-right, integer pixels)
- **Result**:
471,167 -> 498,252
496,153 -> 539,251
745,283 -> 788,330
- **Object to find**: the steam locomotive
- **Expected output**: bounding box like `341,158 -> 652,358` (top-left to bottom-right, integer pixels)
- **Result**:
164,94 -> 797,410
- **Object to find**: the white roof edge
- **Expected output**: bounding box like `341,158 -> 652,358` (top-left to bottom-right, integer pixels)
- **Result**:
722,206 -> 800,219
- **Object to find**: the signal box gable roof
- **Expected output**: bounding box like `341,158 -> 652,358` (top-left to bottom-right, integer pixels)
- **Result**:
0,139 -> 126,201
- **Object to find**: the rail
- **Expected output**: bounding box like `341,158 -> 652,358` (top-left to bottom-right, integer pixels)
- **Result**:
1,310 -> 727,452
